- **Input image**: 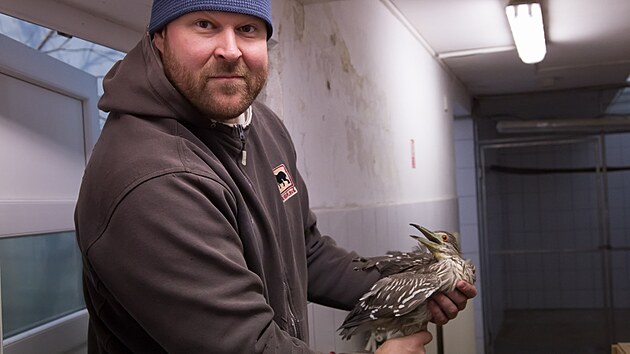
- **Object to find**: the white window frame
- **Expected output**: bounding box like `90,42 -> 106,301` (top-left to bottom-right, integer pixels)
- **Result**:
0,33 -> 100,238
0,32 -> 99,353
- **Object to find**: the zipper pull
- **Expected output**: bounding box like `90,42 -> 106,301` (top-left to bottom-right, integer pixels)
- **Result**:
237,124 -> 247,166
241,149 -> 247,166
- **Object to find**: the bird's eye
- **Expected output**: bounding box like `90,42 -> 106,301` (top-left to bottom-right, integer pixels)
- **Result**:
442,234 -> 449,242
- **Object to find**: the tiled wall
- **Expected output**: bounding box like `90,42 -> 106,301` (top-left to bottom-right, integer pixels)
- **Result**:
482,133 -> 630,314
604,133 -> 630,308
454,118 -> 484,354
483,158 -> 507,341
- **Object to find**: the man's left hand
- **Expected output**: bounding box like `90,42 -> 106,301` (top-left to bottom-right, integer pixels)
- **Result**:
427,280 -> 477,325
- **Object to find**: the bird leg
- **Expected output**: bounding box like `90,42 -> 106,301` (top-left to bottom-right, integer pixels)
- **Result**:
365,328 -> 388,352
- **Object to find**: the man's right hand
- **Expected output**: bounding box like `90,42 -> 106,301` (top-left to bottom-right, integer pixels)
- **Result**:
374,331 -> 432,354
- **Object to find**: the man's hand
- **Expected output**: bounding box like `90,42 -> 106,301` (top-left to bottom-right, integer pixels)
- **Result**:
428,281 -> 477,325
375,331 -> 432,354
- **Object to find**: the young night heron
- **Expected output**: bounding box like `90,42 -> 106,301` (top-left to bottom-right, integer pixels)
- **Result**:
338,224 -> 476,350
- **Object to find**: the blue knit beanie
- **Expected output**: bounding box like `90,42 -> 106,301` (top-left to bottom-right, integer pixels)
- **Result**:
149,0 -> 273,39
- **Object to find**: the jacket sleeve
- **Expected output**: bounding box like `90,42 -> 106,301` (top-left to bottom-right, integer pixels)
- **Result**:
85,172 -> 322,354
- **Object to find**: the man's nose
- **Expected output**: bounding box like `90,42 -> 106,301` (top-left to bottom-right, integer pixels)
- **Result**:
215,29 -> 242,61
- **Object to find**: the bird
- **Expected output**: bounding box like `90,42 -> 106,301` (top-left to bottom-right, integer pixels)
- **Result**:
338,223 -> 476,350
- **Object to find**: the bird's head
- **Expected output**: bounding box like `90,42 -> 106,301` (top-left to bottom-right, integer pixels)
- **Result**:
409,223 -> 461,260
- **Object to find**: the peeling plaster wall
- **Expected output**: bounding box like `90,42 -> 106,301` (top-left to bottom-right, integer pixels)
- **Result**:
263,0 -> 461,210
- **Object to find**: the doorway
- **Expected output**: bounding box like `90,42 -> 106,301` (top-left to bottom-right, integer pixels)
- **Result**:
477,135 -> 630,353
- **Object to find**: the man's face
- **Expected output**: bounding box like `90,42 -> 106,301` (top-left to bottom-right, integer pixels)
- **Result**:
153,11 -> 268,122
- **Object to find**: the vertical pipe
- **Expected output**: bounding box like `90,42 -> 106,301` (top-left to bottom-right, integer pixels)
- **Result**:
437,325 -> 444,354
597,133 -> 615,345
477,142 -> 494,354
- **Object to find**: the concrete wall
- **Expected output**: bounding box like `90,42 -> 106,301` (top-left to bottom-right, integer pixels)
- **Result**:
264,0 -> 466,208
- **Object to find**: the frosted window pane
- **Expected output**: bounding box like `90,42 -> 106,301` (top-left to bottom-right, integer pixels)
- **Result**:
1,231 -> 84,338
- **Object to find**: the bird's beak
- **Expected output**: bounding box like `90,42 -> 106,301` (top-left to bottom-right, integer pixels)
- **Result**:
409,223 -> 441,252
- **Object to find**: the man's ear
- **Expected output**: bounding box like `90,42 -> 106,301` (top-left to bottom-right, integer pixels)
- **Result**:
153,28 -> 166,54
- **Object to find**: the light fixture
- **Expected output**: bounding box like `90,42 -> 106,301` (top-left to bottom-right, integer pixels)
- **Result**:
496,116 -> 630,134
505,2 -> 547,64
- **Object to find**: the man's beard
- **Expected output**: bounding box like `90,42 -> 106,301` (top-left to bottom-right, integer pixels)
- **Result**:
161,46 -> 267,122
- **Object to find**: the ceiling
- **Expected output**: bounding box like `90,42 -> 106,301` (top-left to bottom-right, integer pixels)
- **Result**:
2,0 -> 630,102
391,0 -> 630,98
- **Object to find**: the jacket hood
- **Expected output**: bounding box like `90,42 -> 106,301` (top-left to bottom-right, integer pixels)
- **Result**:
99,34 -> 208,128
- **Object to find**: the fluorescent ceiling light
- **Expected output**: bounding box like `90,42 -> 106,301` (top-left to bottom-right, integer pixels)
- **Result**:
496,116 -> 630,133
506,2 -> 547,64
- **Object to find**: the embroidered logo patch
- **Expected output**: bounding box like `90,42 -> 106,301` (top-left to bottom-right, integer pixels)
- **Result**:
273,164 -> 297,203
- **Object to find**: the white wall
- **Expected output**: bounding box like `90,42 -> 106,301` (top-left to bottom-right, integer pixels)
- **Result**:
265,0 -> 465,208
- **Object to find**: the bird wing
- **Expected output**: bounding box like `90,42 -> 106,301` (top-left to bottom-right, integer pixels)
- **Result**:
353,251 -> 435,277
340,271 -> 441,330
464,259 -> 477,284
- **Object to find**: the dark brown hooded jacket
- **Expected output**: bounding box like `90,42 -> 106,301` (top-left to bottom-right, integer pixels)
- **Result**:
74,34 -> 379,353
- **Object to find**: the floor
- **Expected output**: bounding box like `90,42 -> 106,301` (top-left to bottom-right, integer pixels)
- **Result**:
492,309 -> 630,354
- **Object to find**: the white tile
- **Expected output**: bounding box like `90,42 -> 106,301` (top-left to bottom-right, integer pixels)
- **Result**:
607,146 -> 623,165
400,203 -> 422,250
607,132 -> 626,148
455,140 -> 476,168
333,308 -> 366,352
326,209 -> 350,250
311,304 -> 336,352
456,167 -> 477,197
346,208 -> 367,256
361,206 -> 378,256
386,204 -> 403,250
453,118 -> 474,141
458,196 -> 478,225
375,205 -> 392,253
460,224 -> 479,254
609,187 -> 625,210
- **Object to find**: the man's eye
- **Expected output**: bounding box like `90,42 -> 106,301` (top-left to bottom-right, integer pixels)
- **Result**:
239,25 -> 256,33
196,20 -> 212,29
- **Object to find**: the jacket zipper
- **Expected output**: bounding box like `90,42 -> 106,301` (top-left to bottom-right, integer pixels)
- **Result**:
284,279 -> 302,339
229,122 -> 302,338
236,124 -> 247,166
